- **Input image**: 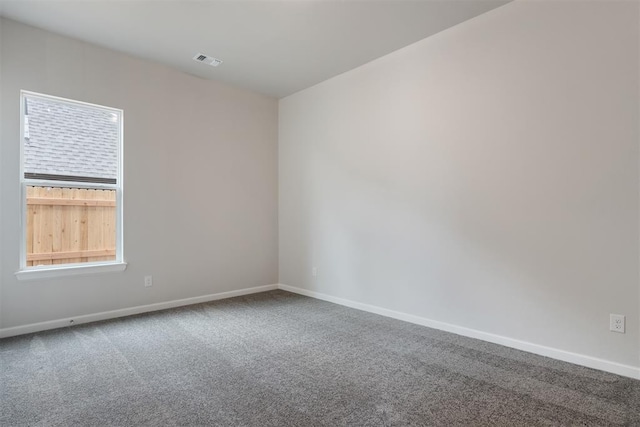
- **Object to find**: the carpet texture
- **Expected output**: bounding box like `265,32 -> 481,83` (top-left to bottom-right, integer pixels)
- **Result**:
1,290 -> 639,426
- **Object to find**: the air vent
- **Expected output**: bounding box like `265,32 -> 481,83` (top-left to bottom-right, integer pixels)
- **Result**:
193,53 -> 223,67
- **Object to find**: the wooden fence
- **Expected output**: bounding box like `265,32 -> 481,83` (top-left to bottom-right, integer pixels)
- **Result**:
26,186 -> 116,266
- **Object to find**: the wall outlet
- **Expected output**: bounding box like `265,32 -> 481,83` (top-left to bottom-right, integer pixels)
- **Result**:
610,314 -> 625,333
144,275 -> 153,287
312,267 -> 317,277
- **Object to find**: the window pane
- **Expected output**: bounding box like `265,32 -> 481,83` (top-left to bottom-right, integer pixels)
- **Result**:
21,92 -> 122,270
26,186 -> 116,267
24,95 -> 119,183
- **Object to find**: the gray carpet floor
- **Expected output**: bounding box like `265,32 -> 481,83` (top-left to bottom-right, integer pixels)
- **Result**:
1,290 -> 640,426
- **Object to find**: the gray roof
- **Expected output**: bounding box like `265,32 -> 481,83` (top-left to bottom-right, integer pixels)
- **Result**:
24,96 -> 119,181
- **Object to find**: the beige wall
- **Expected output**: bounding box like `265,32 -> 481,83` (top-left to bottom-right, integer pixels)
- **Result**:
279,0 -> 640,367
0,18 -> 279,328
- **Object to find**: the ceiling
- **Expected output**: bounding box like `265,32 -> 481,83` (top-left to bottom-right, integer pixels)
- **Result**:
0,0 -> 511,98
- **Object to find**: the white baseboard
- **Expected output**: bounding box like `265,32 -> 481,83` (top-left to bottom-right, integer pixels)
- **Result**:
3,282 -> 638,380
277,284 -> 640,380
0,284 -> 279,339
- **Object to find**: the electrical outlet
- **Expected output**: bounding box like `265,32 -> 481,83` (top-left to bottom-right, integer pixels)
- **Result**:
144,275 -> 153,287
312,267 -> 317,277
610,314 -> 625,333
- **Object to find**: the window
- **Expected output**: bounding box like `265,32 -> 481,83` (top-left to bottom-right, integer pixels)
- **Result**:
17,91 -> 125,279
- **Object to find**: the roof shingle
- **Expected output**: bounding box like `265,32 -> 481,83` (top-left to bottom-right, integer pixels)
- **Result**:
24,96 -> 119,181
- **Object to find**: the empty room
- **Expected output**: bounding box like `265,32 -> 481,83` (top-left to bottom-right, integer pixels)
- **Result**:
1,0 -> 639,425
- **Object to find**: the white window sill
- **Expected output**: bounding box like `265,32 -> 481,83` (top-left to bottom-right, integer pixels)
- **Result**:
15,261 -> 127,281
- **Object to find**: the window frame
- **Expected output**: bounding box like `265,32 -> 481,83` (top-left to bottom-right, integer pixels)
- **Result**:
16,90 -> 126,280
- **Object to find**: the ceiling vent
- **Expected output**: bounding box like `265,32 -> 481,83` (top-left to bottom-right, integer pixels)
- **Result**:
193,53 -> 223,67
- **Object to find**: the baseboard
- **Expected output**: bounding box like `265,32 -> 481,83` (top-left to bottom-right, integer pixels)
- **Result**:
0,284 -> 279,339
278,284 -> 640,380
5,282 -> 638,380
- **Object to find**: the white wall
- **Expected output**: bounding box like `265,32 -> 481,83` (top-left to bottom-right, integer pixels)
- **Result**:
0,17 -> 4,330
0,19 -> 279,329
279,0 -> 640,368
